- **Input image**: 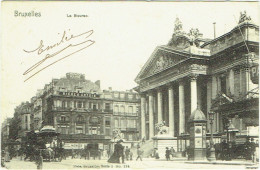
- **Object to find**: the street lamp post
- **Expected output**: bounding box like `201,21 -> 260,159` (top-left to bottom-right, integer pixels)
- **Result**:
208,111 -> 216,161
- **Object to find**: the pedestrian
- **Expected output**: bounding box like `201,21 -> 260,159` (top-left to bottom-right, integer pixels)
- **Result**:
154,148 -> 159,159
221,140 -> 229,161
108,139 -> 124,163
244,138 -> 252,160
35,151 -> 43,170
142,137 -> 146,144
170,147 -> 175,159
165,147 -> 170,161
125,146 -> 130,161
4,150 -> 10,162
136,146 -> 143,161
250,138 -> 256,162
71,149 -> 75,159
129,150 -> 133,161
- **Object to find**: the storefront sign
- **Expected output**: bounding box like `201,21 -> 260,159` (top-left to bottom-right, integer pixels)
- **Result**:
63,143 -> 85,149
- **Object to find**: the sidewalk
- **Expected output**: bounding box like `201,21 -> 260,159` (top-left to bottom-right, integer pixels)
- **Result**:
144,157 -> 258,166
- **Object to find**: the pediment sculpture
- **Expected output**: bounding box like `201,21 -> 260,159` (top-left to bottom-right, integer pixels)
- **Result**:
153,55 -> 182,74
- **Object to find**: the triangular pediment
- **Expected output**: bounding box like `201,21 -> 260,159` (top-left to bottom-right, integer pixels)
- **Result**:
135,46 -> 190,82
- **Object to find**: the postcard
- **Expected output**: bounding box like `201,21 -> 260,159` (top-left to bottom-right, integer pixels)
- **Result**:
1,1 -> 259,169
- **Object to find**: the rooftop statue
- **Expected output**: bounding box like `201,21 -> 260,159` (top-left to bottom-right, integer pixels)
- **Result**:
238,11 -> 251,24
174,17 -> 184,35
188,28 -> 201,46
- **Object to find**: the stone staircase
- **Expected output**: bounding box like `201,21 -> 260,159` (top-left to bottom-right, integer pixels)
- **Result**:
130,140 -> 154,158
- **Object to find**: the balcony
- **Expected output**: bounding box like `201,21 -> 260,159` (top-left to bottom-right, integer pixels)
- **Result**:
103,109 -> 113,113
60,134 -> 110,140
120,128 -> 138,132
57,120 -> 70,125
52,106 -> 72,112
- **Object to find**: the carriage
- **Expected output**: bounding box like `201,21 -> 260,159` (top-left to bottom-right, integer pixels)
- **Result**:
36,126 -> 65,162
37,126 -> 65,161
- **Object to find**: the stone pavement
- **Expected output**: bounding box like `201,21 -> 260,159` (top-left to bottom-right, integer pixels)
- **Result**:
3,157 -> 259,170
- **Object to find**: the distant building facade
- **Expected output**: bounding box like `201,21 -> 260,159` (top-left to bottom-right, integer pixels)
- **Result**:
6,73 -> 140,151
102,88 -> 140,146
1,118 -> 12,148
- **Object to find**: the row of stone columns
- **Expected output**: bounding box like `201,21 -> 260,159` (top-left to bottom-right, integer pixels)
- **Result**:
140,75 -> 199,140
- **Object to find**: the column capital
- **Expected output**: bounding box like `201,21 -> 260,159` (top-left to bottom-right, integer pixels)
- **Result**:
140,92 -> 147,98
189,74 -> 199,81
177,78 -> 185,85
166,82 -> 175,89
206,76 -> 212,83
147,90 -> 155,96
155,86 -> 163,92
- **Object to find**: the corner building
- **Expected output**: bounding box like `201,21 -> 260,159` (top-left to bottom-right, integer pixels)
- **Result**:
135,15 -> 259,152
41,73 -> 140,150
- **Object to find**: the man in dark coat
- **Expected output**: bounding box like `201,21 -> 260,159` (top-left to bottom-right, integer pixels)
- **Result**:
125,146 -> 130,161
165,147 -> 170,161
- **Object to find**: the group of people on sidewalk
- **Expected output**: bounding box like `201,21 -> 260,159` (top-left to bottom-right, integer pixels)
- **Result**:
108,139 -> 144,164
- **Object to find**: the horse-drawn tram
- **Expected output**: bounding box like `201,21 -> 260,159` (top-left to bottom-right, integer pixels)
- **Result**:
36,126 -> 65,162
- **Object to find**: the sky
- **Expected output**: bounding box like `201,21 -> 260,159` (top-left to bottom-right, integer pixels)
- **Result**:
1,1 -> 259,122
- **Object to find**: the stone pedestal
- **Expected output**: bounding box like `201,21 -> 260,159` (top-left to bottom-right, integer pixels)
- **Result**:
152,135 -> 177,159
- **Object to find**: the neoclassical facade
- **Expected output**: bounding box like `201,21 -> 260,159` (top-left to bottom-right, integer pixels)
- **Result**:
135,14 -> 259,150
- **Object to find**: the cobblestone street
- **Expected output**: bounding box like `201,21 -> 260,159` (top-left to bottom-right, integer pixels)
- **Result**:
3,157 -> 258,169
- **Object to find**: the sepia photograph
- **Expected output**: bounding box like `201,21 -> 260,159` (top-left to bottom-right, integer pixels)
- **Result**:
1,1 -> 259,169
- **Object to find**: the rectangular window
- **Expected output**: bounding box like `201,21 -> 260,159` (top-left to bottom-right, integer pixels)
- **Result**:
61,127 -> 67,134
114,106 -> 119,113
90,127 -> 97,135
105,128 -> 110,136
128,134 -> 133,141
128,106 -> 133,115
93,104 -> 97,111
62,101 -> 66,108
105,103 -> 110,110
220,75 -> 227,94
77,101 -> 83,108
128,94 -> 133,100
120,93 -> 125,99
61,116 -> 66,122
105,120 -> 110,126
121,119 -> 126,129
76,126 -> 83,134
114,93 -> 119,98
115,119 -> 119,128
25,116 -> 28,130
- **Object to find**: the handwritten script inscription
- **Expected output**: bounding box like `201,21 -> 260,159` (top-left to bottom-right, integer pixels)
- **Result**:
23,29 -> 95,82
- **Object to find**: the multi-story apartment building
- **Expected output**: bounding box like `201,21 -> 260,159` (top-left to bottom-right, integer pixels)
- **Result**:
1,118 -> 12,149
102,88 -> 140,147
37,73 -> 140,151
31,90 -> 44,131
